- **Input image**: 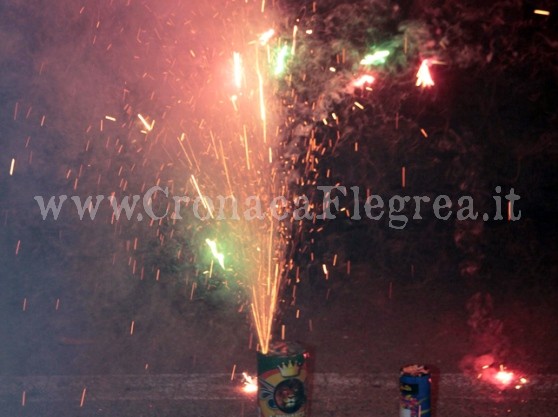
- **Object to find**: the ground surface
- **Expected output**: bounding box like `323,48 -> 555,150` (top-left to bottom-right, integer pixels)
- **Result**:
2,257 -> 558,417
2,373 -> 558,417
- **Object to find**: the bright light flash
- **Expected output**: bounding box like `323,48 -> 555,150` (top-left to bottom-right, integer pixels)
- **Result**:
274,45 -> 289,76
242,373 -> 258,393
360,50 -> 390,65
416,59 -> 435,88
259,29 -> 275,45
205,239 -> 225,269
495,370 -> 514,385
233,52 -> 243,89
352,74 -> 375,88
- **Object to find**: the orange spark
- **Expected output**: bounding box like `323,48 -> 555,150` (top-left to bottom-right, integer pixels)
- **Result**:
80,388 -> 87,407
137,114 -> 154,131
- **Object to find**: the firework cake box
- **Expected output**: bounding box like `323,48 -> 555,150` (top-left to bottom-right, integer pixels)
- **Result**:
257,341 -> 308,417
400,364 -> 431,417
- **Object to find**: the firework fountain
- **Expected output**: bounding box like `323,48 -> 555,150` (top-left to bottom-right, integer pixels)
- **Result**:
1,0 -> 456,371
172,2 -> 291,355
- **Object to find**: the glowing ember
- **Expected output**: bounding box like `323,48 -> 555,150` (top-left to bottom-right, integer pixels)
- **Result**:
360,50 -> 390,66
242,372 -> 258,394
416,59 -> 435,88
495,369 -> 514,386
352,74 -> 375,88
534,9 -> 550,16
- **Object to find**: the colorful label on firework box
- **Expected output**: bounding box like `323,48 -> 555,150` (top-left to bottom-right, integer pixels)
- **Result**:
400,364 -> 431,417
257,342 -> 308,417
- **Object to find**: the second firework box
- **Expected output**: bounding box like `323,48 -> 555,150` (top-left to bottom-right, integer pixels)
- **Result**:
257,341 -> 308,417
399,364 -> 431,417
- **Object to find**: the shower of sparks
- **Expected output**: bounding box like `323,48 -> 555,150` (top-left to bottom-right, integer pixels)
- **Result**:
168,4 -> 291,355
205,239 -> 225,269
416,59 -> 435,88
3,0 -> 498,366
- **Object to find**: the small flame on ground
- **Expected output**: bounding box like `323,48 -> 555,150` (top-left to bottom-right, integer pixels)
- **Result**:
241,372 -> 258,394
477,363 -> 529,390
495,368 -> 514,386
